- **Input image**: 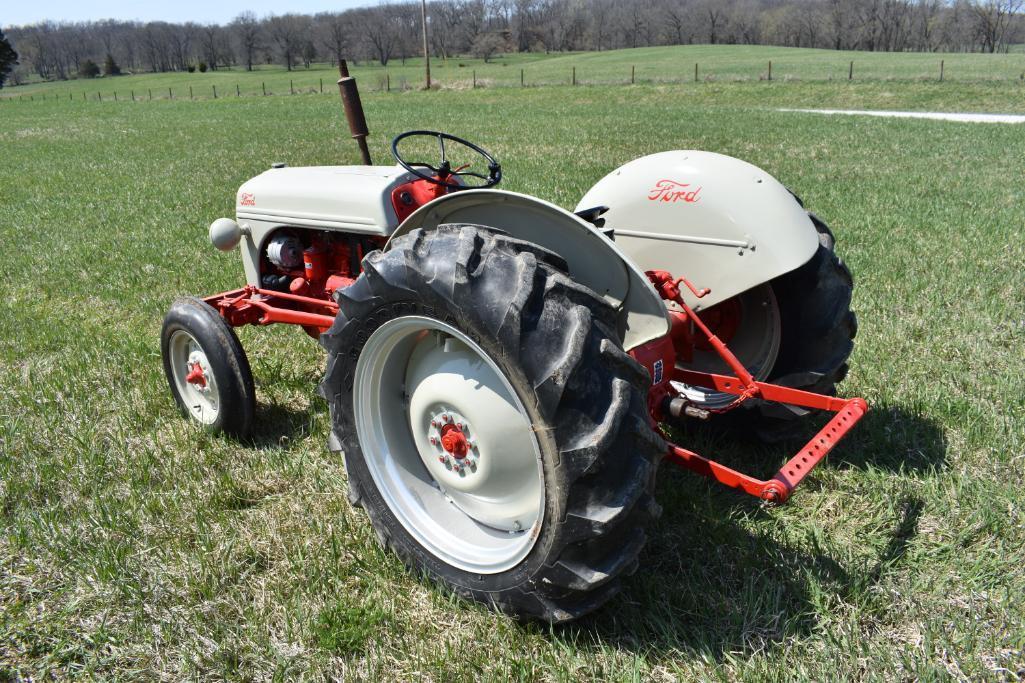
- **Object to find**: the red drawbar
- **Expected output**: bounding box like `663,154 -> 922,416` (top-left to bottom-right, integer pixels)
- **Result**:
665,373 -> 867,503
647,270 -> 868,504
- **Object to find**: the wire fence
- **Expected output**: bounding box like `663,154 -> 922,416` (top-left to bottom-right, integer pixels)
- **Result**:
3,58 -> 1025,104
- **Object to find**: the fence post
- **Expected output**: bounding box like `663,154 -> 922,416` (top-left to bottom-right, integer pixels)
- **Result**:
262,82 -> 266,96
695,63 -> 699,82
97,92 -> 101,101
236,84 -> 240,97
189,86 -> 193,100
572,66 -> 576,85
83,92 -> 86,101
131,90 -> 135,101
149,89 -> 152,100
290,79 -> 294,95
213,85 -> 217,99
520,68 -> 524,87
849,61 -> 853,80
472,70 -> 476,89
631,65 -> 635,84
387,73 -> 391,92
320,77 -> 323,93
940,59 -> 944,82
768,60 -> 772,81
169,87 -> 173,99
114,91 -> 117,102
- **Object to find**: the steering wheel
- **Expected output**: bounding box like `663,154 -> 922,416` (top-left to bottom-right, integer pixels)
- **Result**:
391,130 -> 502,190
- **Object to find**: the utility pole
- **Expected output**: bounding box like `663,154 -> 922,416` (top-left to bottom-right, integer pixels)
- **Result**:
421,0 -> 431,90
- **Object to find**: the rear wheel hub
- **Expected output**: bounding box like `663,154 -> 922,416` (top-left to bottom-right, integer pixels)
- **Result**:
353,316 -> 544,573
426,411 -> 479,472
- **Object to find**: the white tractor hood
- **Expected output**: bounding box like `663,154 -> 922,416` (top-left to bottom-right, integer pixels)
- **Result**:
235,164 -> 416,235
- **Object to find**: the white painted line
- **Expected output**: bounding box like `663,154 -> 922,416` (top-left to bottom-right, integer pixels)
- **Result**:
779,108 -> 1025,124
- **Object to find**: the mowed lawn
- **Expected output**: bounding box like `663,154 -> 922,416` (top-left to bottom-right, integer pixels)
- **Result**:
1,80 -> 1023,679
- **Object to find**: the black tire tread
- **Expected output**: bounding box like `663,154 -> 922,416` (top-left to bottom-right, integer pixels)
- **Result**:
744,213 -> 857,439
161,297 -> 256,437
320,224 -> 664,622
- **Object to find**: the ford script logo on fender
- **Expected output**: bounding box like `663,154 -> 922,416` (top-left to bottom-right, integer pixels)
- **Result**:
647,179 -> 702,204
239,192 -> 256,207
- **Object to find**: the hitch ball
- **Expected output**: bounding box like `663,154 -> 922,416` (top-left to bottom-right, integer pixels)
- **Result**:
209,218 -> 247,252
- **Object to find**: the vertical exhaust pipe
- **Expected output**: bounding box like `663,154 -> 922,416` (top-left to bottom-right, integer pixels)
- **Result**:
336,60 -> 372,165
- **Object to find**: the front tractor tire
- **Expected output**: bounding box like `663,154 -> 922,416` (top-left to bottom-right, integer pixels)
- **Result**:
319,224 -> 664,622
161,297 -> 256,437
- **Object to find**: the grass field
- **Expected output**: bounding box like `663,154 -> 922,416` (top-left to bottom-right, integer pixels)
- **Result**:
1,70 -> 1024,679
4,43 -> 1025,102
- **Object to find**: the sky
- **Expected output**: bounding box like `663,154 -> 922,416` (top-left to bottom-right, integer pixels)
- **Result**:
3,0 -> 377,27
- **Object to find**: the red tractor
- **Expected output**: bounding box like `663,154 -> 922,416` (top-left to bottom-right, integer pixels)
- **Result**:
161,78 -> 863,622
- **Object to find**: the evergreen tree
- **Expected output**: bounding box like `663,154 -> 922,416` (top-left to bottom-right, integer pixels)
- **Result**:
103,53 -> 121,76
79,59 -> 100,78
0,29 -> 18,89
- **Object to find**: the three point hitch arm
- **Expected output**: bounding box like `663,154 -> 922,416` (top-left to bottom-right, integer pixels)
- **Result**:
647,271 -> 868,505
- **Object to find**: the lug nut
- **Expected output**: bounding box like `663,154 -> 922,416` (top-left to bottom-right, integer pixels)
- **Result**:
438,455 -> 446,463
431,420 -> 438,427
456,422 -> 463,429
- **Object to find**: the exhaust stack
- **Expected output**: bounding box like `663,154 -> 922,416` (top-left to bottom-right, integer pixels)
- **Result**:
336,60 -> 372,165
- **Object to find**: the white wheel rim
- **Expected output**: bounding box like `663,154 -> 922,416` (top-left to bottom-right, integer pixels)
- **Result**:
168,329 -> 220,425
674,283 -> 782,409
353,316 -> 544,574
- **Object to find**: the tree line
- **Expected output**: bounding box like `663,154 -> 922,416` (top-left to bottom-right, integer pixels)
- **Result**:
3,0 -> 1023,85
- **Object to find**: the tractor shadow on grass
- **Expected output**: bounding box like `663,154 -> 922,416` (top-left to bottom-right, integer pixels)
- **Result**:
561,404 -> 943,661
247,400 -> 325,449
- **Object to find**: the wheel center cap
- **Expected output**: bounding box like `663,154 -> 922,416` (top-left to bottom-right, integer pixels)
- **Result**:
439,424 -> 469,458
426,410 -> 479,474
185,360 -> 208,388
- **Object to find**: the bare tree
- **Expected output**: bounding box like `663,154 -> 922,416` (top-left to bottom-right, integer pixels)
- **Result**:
267,14 -> 306,70
471,32 -> 506,61
355,6 -> 403,66
702,0 -> 728,44
315,12 -> 349,66
230,12 -> 262,71
970,0 -> 1025,51
663,0 -> 694,45
198,24 -> 226,69
588,0 -> 616,50
164,22 -> 196,70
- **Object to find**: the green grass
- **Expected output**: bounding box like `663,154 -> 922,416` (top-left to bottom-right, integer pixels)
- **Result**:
1,78 -> 1024,680
4,43 -> 1025,102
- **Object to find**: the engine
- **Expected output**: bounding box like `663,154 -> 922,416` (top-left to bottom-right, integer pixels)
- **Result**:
259,230 -> 384,302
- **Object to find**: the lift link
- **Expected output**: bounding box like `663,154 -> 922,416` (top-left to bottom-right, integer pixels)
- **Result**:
646,270 -> 868,504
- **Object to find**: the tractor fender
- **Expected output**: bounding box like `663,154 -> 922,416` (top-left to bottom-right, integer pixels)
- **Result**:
575,151 -> 820,311
390,189 -> 669,351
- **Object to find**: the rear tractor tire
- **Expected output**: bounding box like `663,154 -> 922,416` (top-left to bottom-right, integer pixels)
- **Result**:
319,224 -> 664,622
161,297 -> 256,437
679,212 -> 856,442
